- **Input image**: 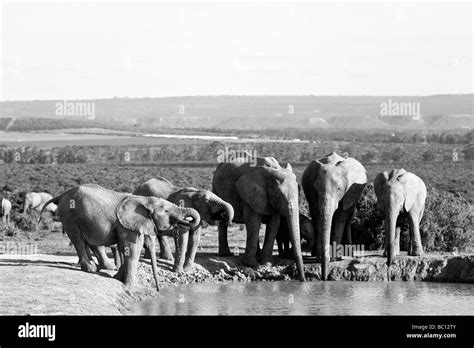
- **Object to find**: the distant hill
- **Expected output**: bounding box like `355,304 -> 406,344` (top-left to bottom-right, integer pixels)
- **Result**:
0,94 -> 472,130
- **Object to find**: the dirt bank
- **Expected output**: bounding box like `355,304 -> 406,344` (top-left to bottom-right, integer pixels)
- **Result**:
0,251 -> 472,315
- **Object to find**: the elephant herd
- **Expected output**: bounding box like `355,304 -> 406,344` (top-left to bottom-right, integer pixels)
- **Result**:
1,151 -> 428,290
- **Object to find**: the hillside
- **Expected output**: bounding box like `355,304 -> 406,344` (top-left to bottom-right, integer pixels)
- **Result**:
0,95 -> 472,130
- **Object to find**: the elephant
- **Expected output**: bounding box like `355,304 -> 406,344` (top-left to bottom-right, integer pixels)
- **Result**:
39,184 -> 200,290
212,155 -> 306,281
1,198 -> 12,225
276,213 -> 314,259
133,177 -> 234,272
374,169 -> 426,266
24,191 -> 57,214
302,152 -> 367,280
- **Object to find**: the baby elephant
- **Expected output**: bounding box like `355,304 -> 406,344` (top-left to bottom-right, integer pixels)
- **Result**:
374,169 -> 427,266
276,213 -> 314,259
40,184 -> 200,290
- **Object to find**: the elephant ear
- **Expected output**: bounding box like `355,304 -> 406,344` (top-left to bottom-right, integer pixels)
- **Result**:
400,173 -> 417,212
169,189 -> 195,209
374,172 -> 389,211
116,196 -> 155,236
236,169 -> 271,215
340,159 -> 367,211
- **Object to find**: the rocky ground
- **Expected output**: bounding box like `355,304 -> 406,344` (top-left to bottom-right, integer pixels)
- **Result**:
0,224 -> 473,315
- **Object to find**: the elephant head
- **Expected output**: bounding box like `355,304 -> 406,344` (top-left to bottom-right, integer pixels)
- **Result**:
117,196 -> 201,236
116,195 -> 200,290
374,169 -> 426,266
169,188 -> 234,227
303,152 -> 367,280
236,163 -> 306,281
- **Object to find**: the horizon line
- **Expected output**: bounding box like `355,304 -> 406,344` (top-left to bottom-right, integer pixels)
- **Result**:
1,93 -> 473,103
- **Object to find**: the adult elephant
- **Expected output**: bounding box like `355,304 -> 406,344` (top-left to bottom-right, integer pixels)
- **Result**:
24,192 -> 57,214
374,169 -> 426,266
302,152 -> 367,280
212,156 -> 306,281
1,198 -> 12,225
39,184 -> 200,290
134,177 -> 234,272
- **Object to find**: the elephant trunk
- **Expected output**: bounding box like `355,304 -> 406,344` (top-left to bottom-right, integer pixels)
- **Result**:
179,207 -> 201,231
318,196 -> 337,281
209,196 -> 234,225
285,208 -> 305,281
217,199 -> 234,225
146,236 -> 160,291
386,210 -> 398,267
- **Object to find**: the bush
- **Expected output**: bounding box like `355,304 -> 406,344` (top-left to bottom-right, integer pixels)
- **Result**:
420,188 -> 473,252
352,184 -> 384,250
0,224 -> 20,237
353,185 -> 473,253
12,212 -> 39,232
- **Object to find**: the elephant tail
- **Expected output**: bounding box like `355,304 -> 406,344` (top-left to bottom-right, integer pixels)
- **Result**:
37,195 -> 60,223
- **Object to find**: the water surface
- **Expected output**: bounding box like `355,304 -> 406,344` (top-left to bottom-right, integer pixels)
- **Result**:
132,281 -> 474,315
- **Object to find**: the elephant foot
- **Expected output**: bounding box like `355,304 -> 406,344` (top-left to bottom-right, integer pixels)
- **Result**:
183,262 -> 195,273
80,260 -> 98,273
383,249 -> 400,257
260,255 -> 274,266
241,254 -> 258,268
173,265 -> 184,273
409,249 -> 424,256
218,248 -> 234,257
113,267 -> 125,282
159,251 -> 174,261
99,259 -> 117,271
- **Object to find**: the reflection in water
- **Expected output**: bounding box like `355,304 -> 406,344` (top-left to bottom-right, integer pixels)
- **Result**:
132,281 -> 474,316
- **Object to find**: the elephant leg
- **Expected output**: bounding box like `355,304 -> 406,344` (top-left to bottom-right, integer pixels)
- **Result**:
277,239 -> 284,258
184,227 -> 201,272
408,211 -> 424,256
143,244 -> 151,260
342,208 -> 355,245
111,245 -> 122,268
66,226 -> 97,273
261,214 -> 280,265
158,236 -> 174,261
85,244 -> 94,261
394,227 -> 401,255
173,230 -> 189,273
91,245 -> 116,270
331,209 -> 351,259
218,222 -> 233,256
2,216 -> 5,225
114,230 -> 144,287
241,204 -> 261,267
383,226 -> 401,257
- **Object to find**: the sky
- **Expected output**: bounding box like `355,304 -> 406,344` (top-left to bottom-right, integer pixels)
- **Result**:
0,1 -> 472,101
